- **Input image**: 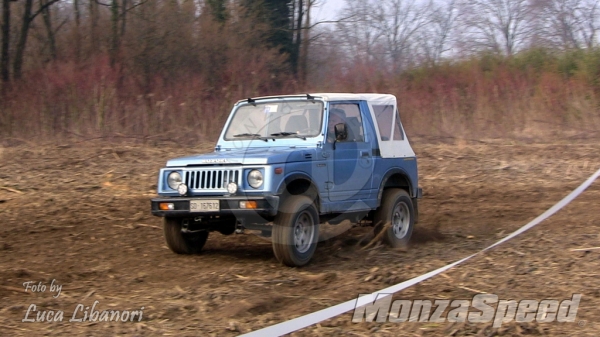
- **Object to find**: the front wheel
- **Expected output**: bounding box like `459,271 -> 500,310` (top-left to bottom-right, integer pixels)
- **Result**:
163,217 -> 209,254
272,196 -> 320,267
374,189 -> 415,248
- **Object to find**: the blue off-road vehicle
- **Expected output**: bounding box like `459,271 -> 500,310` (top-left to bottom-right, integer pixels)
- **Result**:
151,93 -> 422,266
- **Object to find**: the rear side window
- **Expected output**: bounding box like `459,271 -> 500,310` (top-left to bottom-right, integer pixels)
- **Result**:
372,105 -> 394,141
393,109 -> 404,140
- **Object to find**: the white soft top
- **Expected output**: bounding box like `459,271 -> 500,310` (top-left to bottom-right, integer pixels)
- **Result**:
310,93 -> 396,104
238,93 -> 396,104
235,93 -> 413,158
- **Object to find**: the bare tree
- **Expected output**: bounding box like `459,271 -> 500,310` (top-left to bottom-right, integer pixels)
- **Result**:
299,0 -> 319,83
13,0 -> 61,79
417,0 -> 459,65
535,0 -> 599,49
291,0 -> 303,77
580,0 -> 600,48
370,0 -> 433,71
336,0 -> 433,72
40,0 -> 57,60
458,0 -> 535,55
110,0 -> 119,66
89,0 -> 99,54
291,0 -> 322,80
336,0 -> 383,65
73,0 -> 81,62
1,0 -> 17,82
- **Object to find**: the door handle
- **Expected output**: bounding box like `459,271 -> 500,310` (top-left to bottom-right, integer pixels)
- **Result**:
360,151 -> 369,157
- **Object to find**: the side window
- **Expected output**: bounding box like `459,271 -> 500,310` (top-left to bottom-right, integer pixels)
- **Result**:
329,103 -> 364,142
393,109 -> 404,140
372,105 -> 394,141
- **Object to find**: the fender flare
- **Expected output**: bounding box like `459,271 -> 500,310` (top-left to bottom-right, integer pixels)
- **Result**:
376,167 -> 414,205
276,172 -> 316,195
276,172 -> 321,209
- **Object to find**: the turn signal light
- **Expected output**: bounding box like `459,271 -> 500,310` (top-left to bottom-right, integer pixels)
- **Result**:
239,201 -> 258,209
159,203 -> 175,210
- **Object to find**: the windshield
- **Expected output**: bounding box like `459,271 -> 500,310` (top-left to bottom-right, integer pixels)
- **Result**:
224,100 -> 324,140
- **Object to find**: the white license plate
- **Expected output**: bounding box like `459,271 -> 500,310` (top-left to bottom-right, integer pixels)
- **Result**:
190,200 -> 220,212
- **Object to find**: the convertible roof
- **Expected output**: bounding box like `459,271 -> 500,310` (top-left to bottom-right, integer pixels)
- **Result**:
236,93 -> 396,104
310,93 -> 396,102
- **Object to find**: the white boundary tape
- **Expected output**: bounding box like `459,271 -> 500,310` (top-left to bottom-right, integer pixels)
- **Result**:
240,168 -> 600,337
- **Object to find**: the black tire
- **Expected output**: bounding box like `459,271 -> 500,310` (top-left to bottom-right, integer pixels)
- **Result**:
374,188 -> 414,248
272,196 -> 319,267
163,217 -> 208,254
217,223 -> 236,236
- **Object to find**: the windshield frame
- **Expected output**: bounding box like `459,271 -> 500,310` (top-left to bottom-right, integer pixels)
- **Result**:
222,99 -> 325,142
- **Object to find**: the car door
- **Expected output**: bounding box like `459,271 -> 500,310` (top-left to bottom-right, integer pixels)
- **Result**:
325,101 -> 374,211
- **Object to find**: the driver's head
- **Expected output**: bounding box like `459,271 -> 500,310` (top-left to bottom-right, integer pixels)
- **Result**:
329,108 -> 346,128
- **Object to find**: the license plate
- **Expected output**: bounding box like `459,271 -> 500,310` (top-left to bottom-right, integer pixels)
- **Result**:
190,200 -> 220,212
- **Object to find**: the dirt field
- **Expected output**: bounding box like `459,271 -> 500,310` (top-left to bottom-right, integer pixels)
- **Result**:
1,140 -> 599,336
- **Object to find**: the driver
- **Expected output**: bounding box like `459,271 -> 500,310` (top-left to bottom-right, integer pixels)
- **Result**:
327,108 -> 353,142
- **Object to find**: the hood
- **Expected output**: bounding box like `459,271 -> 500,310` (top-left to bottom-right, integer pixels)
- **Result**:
166,147 -> 316,167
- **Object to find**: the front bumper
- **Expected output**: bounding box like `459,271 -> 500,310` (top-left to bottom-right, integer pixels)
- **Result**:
150,195 -> 279,217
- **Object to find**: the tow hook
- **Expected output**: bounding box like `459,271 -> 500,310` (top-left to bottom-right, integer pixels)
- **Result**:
235,221 -> 245,234
181,219 -> 205,234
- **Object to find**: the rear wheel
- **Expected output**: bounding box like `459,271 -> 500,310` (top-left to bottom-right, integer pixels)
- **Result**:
374,188 -> 414,248
163,217 -> 209,254
272,196 -> 319,267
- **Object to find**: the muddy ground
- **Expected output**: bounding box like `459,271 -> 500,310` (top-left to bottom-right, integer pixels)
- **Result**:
0,140 -> 599,336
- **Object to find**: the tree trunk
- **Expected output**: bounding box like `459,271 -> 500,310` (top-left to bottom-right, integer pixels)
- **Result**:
292,0 -> 303,77
40,0 -> 57,61
89,0 -> 98,54
13,0 -> 33,80
74,0 -> 80,62
1,0 -> 11,82
110,0 -> 119,66
300,0 -> 311,83
121,0 -> 127,36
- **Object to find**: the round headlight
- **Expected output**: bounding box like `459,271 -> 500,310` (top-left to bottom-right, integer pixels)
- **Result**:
177,184 -> 188,196
227,182 -> 238,194
247,170 -> 264,189
167,172 -> 182,190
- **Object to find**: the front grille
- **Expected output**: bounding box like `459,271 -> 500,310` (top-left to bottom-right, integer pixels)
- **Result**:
184,169 -> 241,191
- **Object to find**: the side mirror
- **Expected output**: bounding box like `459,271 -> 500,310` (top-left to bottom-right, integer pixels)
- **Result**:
334,123 -> 347,141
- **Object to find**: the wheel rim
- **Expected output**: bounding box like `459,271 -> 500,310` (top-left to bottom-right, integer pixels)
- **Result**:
391,202 -> 410,239
293,211 -> 315,254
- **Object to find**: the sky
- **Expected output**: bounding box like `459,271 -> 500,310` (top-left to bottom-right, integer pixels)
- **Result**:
313,0 -> 345,23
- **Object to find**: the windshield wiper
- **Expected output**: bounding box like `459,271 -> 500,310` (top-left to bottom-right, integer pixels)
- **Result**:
270,132 -> 307,140
233,133 -> 260,137
232,133 -> 268,142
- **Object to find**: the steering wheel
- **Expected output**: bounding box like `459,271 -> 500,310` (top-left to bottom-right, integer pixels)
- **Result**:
293,127 -> 315,134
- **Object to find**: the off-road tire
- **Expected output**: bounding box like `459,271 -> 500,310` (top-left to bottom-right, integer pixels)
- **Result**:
163,217 -> 209,254
272,196 -> 319,267
374,188 -> 414,248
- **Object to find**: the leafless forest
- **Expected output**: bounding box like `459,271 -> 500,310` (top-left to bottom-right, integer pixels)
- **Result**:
1,0 -> 599,143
